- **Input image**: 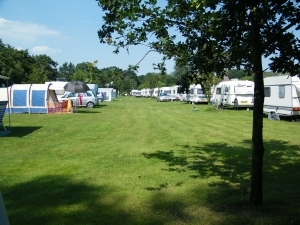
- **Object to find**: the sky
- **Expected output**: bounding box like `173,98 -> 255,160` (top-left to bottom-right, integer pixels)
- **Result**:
0,0 -> 175,76
0,0 -> 298,76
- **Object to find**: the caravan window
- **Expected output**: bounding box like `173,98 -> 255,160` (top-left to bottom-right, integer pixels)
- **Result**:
197,89 -> 203,94
279,85 -> 285,98
264,87 -> 271,97
216,88 -> 221,94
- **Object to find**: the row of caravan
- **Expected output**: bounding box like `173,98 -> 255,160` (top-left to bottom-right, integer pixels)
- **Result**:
132,75 -> 300,118
213,76 -> 300,119
213,75 -> 300,119
133,85 -> 210,102
133,80 -> 255,107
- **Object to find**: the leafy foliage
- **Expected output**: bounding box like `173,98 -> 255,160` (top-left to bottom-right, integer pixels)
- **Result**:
58,62 -> 76,81
0,40 -> 34,84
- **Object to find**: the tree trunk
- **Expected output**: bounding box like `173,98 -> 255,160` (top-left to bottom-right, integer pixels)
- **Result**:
250,67 -> 264,206
250,18 -> 265,206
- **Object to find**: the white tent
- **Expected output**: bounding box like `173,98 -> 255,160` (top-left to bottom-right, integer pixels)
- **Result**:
98,88 -> 114,101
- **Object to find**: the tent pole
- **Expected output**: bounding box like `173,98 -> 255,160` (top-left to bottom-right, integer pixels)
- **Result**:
7,80 -> 10,131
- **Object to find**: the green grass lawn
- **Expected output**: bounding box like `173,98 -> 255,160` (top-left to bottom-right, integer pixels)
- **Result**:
0,97 -> 299,225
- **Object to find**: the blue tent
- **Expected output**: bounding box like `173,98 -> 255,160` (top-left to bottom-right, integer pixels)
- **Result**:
7,83 -> 59,114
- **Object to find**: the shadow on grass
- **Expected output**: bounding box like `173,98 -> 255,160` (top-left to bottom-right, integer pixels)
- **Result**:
2,175 -> 193,225
1,126 -> 42,137
74,110 -> 102,114
2,140 -> 299,224
2,176 -> 131,225
142,140 -> 300,224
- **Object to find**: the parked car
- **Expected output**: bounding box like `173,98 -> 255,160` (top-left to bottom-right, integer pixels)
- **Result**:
157,92 -> 171,102
58,91 -> 98,108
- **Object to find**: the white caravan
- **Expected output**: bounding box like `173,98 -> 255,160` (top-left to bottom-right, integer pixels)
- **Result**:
152,87 -> 167,98
212,79 -> 254,108
141,88 -> 152,97
187,84 -> 209,104
131,90 -> 139,96
160,87 -> 171,95
152,88 -> 159,98
169,85 -> 180,101
263,75 -> 300,118
182,84 -> 194,103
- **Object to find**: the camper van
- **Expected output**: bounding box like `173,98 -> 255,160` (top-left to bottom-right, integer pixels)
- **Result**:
212,79 -> 254,108
263,75 -> 300,118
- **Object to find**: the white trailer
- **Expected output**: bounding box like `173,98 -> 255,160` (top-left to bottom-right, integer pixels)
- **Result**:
141,88 -> 152,97
187,84 -> 209,104
182,84 -> 194,103
160,87 -> 172,95
152,88 -> 159,98
212,79 -> 254,108
169,85 -> 180,101
131,90 -> 139,96
263,75 -> 300,118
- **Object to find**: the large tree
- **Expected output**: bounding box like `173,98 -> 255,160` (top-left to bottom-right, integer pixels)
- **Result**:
96,0 -> 300,206
0,39 -> 34,84
31,54 -> 58,82
58,62 -> 76,81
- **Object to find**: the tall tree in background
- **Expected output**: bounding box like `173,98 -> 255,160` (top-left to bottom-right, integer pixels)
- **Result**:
31,54 -> 58,82
144,72 -> 161,94
72,62 -> 91,82
0,39 -> 33,84
96,0 -> 300,206
87,60 -> 99,83
0,39 -> 59,84
121,70 -> 139,94
228,69 -> 246,80
58,62 -> 75,81
172,65 -> 193,94
27,66 -> 48,83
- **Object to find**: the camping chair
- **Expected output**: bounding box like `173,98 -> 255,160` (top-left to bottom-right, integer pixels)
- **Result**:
0,101 -> 8,131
